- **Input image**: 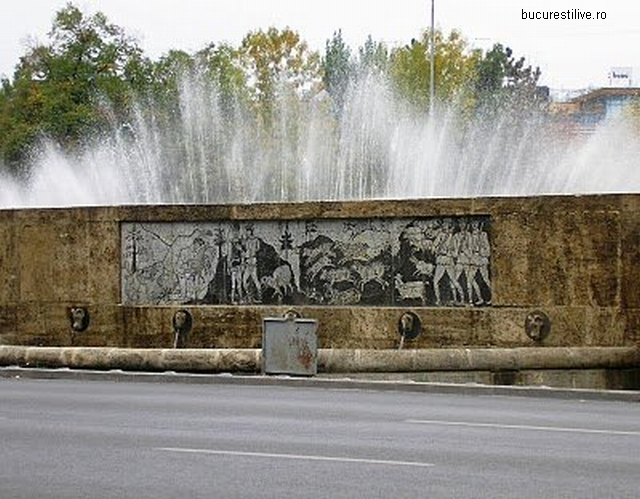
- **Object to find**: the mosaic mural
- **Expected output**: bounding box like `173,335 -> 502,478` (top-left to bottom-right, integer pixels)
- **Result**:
121,217 -> 491,307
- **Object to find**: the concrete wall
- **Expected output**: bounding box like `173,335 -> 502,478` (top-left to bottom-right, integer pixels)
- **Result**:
0,194 -> 638,351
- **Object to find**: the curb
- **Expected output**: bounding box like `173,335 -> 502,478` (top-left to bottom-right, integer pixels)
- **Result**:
1,366 -> 639,403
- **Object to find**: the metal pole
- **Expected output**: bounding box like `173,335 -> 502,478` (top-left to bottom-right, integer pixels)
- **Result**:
429,0 -> 435,114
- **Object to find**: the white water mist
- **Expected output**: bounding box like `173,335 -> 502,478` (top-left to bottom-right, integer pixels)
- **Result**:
1,71 -> 638,208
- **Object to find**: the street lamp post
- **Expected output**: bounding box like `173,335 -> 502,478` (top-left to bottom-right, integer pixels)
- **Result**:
429,0 -> 435,114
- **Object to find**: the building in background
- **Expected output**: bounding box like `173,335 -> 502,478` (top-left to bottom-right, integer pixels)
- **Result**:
550,68 -> 640,135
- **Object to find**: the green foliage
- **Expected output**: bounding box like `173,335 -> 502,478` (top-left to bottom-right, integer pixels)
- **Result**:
147,44 -> 248,117
0,2 -> 150,170
389,29 -> 480,111
473,43 -> 542,112
322,30 -> 354,113
149,49 -> 196,106
196,43 -> 247,106
357,36 -> 389,74
41,3 -> 151,108
388,38 -> 429,109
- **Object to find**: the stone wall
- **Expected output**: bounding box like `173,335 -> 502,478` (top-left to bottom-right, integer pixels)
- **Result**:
0,194 -> 638,350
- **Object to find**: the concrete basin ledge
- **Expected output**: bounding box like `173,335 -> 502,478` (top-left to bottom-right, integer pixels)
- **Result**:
318,347 -> 640,372
0,346 -> 637,374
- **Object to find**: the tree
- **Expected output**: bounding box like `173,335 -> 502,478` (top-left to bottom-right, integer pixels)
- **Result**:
0,2 -> 150,170
195,43 -> 248,110
626,99 -> 640,131
389,29 -> 479,111
149,49 -> 196,106
357,36 -> 389,75
239,27 -> 321,123
322,30 -> 354,113
473,43 -> 542,111
36,3 -> 150,109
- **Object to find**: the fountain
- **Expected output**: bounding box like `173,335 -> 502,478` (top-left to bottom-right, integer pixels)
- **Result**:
0,72 -> 638,389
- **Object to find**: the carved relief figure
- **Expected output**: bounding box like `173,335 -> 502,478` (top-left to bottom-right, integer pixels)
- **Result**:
243,225 -> 262,302
433,219 -> 464,305
179,236 -> 214,302
470,219 -> 491,304
261,264 -> 294,302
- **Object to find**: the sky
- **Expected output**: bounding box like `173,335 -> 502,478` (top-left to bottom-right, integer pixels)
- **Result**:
1,0 -> 640,93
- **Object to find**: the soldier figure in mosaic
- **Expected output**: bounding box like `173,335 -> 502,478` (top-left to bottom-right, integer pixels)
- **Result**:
433,220 -> 464,305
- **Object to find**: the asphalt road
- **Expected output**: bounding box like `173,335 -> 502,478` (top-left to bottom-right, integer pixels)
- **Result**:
0,376 -> 638,499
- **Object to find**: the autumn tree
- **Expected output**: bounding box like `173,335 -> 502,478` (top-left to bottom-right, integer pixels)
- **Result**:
389,29 -> 480,111
239,27 -> 321,123
625,99 -> 640,132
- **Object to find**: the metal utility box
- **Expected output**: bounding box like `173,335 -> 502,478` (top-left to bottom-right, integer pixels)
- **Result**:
262,317 -> 318,376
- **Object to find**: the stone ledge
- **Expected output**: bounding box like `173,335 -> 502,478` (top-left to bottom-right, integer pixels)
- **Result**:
319,347 -> 640,372
0,346 -> 637,374
0,346 -> 260,373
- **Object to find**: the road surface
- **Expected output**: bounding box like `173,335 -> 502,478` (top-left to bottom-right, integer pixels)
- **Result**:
0,376 -> 638,498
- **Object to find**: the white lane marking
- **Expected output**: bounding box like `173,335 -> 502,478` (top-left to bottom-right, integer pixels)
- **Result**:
156,447 -> 434,468
405,419 -> 640,436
